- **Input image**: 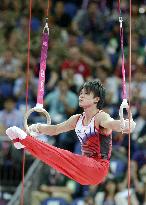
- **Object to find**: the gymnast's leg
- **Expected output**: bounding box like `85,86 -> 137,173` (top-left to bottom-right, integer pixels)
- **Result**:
20,136 -> 109,185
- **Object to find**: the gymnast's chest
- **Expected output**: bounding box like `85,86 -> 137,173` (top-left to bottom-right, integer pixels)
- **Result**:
75,119 -> 96,141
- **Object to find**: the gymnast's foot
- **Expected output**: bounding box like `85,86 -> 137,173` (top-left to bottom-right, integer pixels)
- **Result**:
6,126 -> 27,149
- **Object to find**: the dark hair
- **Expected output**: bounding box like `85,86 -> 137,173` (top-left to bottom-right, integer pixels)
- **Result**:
80,80 -> 105,109
103,178 -> 118,199
4,96 -> 17,103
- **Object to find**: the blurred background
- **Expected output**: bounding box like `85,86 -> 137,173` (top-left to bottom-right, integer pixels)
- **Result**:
0,0 -> 146,205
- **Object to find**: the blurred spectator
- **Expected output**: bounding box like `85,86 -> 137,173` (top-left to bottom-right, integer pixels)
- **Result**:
116,165 -> 142,205
13,69 -> 38,107
81,39 -> 98,67
44,79 -> 78,151
8,16 -> 35,56
0,0 -> 20,12
111,131 -> 140,181
115,50 -> 138,79
95,178 -> 118,205
45,70 -> 59,92
51,1 -> 72,28
84,195 -> 95,205
61,68 -> 80,92
61,46 -> 91,81
44,80 -> 78,123
95,65 -> 121,106
0,96 -> 24,189
52,0 -> 82,8
0,50 -> 22,98
72,1 -> 106,42
0,50 -> 21,79
105,22 -> 121,68
127,70 -> 146,105
132,100 -> 146,142
31,167 -> 77,205
64,2 -> 77,19
81,40 -> 112,70
132,148 -> 146,170
130,160 -> 146,205
0,96 -> 23,135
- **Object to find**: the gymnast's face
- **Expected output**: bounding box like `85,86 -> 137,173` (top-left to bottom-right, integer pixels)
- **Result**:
79,88 -> 99,109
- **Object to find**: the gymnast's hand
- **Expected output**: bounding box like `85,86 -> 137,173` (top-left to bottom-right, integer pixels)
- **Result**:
28,123 -> 41,135
6,126 -> 27,149
122,119 -> 136,133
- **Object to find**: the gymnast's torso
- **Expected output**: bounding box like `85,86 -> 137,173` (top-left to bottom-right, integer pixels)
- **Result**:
75,113 -> 112,160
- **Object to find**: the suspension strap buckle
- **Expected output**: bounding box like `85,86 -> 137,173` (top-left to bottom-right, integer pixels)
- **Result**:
119,16 -> 123,28
43,18 -> 49,34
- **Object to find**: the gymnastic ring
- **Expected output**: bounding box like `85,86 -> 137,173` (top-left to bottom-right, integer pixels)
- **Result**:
24,106 -> 51,136
119,99 -> 131,132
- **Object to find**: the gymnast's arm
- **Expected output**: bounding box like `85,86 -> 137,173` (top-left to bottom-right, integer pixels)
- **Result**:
97,112 -> 136,133
34,114 -> 80,136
